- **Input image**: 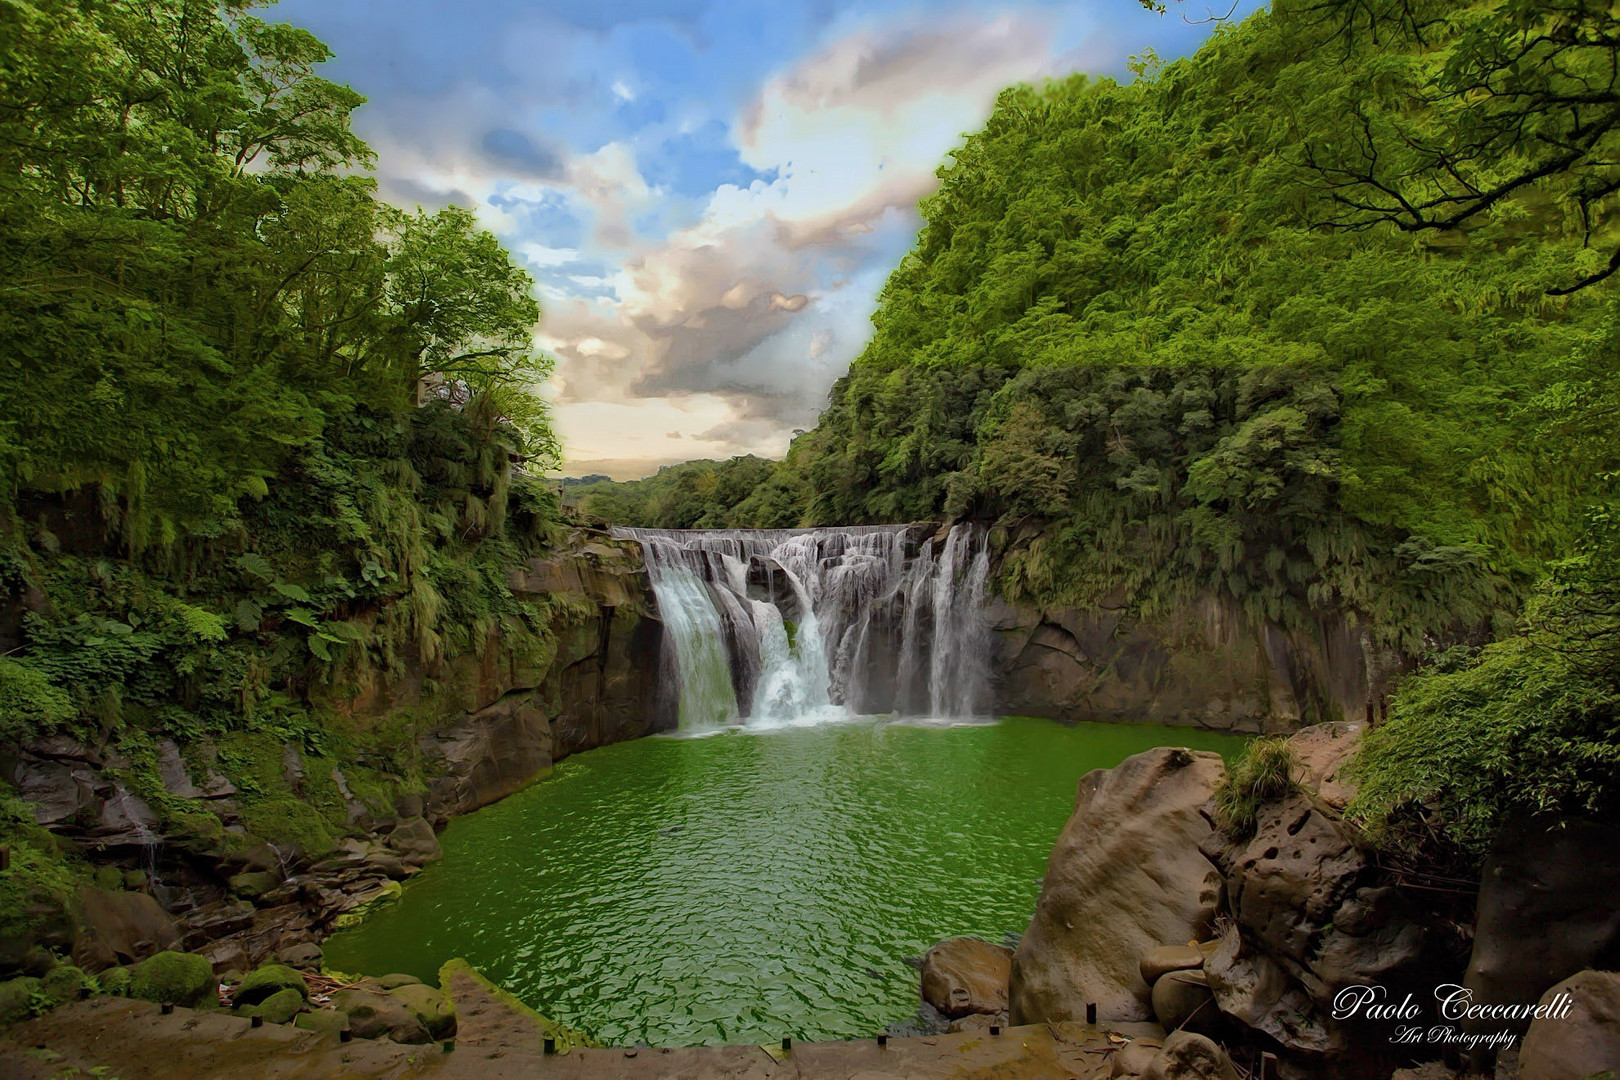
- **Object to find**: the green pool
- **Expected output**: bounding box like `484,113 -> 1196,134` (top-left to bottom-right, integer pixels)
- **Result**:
323,716 -> 1244,1046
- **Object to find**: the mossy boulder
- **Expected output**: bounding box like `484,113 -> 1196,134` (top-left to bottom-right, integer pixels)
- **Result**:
373,973 -> 421,990
0,976 -> 43,1026
129,950 -> 214,1007
41,965 -> 94,1004
294,1008 -> 349,1034
234,963 -> 306,1007
97,966 -> 132,996
92,866 -> 124,891
329,986 -> 430,1043
243,986 -> 303,1025
389,982 -> 456,1040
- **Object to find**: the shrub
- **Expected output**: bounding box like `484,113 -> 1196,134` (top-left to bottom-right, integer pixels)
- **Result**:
1214,737 -> 1298,838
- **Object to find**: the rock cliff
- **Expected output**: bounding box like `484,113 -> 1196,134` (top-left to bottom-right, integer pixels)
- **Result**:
988,594 -> 1382,734
1,528 -> 665,977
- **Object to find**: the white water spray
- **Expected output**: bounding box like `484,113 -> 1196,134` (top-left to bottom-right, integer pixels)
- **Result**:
616,524 -> 992,732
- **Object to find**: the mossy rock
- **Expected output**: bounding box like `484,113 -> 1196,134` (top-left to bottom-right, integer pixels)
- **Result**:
227,871 -> 280,899
97,966 -> 132,997
234,963 -> 306,1007
41,965 -> 93,1005
373,973 -> 421,990
388,982 -> 456,1040
92,866 -> 124,891
129,950 -> 214,1008
243,986 -> 303,1025
0,976 -> 43,1026
122,869 -> 147,891
293,1008 -> 349,1034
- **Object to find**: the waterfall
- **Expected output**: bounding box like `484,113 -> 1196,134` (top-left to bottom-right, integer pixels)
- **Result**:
616,524 -> 993,732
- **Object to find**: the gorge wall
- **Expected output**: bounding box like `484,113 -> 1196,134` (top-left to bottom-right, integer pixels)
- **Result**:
987,594 -> 1376,734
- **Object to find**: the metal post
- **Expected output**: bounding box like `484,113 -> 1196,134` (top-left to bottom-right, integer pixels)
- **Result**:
544,1036 -> 556,1054
1086,1003 -> 1097,1025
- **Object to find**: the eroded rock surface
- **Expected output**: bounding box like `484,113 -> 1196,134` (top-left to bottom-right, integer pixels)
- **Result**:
1011,746 -> 1226,1024
920,937 -> 1012,1018
1518,969 -> 1620,1080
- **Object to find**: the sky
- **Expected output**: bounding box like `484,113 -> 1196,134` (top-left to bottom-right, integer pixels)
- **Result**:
271,0 -> 1261,479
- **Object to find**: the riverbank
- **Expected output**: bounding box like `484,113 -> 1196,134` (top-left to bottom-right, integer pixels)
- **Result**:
0,988 -> 1163,1080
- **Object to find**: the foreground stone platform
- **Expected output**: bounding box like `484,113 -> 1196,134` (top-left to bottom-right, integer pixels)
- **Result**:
1,986 -> 1163,1080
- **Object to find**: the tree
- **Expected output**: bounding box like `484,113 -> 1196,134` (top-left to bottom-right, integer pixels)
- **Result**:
1290,0 -> 1620,293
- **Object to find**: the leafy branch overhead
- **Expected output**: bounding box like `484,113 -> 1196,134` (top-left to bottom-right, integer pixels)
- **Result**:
1291,0 -> 1620,293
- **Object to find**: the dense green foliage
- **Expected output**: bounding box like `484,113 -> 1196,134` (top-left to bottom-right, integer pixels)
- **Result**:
565,457 -> 777,530
0,0 -> 573,905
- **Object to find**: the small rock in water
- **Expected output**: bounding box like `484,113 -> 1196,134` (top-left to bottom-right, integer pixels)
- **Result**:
657,824 -> 684,836
865,969 -> 883,980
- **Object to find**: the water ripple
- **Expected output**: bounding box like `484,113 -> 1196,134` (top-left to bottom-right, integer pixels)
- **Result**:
324,716 -> 1243,1046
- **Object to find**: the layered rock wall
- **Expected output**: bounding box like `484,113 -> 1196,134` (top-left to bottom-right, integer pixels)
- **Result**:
987,593 -> 1379,734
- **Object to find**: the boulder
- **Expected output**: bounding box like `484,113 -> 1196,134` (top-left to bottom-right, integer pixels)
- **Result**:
920,937 -> 1012,1018
373,973 -> 423,990
1140,1031 -> 1241,1080
330,987 -> 431,1043
40,964 -> 93,1005
294,1008 -> 350,1034
1141,945 -> 1205,986
0,976 -> 42,1026
71,887 -> 181,971
1011,747 -> 1227,1023
243,986 -> 304,1025
386,816 -> 442,866
1284,721 -> 1363,810
1202,926 -> 1334,1054
1207,794 -> 1426,1040
1110,1038 -> 1164,1078
1463,816 -> 1620,1056
1150,968 -> 1218,1036
1518,969 -> 1620,1080
128,950 -> 214,1008
388,982 -> 457,1039
275,942 -> 323,970
234,963 -> 307,1007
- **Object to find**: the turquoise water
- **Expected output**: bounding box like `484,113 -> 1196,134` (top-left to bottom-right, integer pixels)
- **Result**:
323,716 -> 1244,1046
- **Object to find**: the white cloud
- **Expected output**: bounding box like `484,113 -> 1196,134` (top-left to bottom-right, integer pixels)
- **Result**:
540,13 -> 1066,470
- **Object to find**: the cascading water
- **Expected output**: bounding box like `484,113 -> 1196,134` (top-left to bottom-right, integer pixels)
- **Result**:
615,524 -> 992,731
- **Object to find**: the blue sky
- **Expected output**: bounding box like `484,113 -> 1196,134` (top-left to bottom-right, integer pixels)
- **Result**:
271,0 -> 1262,477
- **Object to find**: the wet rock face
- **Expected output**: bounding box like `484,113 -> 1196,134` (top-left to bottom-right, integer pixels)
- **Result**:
71,887 -> 181,972
1518,969 -> 1620,1080
1010,746 -> 1227,1024
919,937 -> 1012,1018
5,738 -> 161,849
986,595 -> 1377,733
1463,815 -> 1620,1054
